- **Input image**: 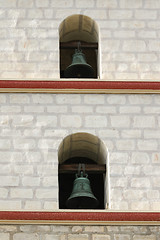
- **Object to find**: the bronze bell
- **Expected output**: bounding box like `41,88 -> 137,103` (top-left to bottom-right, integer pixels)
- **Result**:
64,48 -> 94,78
66,164 -> 99,209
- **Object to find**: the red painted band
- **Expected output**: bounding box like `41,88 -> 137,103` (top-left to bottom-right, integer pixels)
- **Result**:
0,211 -> 160,222
0,80 -> 159,90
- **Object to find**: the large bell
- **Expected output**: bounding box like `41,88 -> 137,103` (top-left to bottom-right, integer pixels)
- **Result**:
66,171 -> 99,209
64,49 -> 94,78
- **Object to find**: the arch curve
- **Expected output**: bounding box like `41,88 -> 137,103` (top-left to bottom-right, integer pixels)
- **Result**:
59,14 -> 100,79
59,14 -> 99,43
58,132 -> 107,165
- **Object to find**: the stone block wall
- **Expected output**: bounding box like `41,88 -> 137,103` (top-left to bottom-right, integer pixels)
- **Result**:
0,224 -> 159,240
0,0 -> 160,80
0,0 -> 160,237
0,93 -> 159,211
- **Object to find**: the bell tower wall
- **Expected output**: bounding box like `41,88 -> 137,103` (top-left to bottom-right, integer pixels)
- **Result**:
0,0 -> 159,81
0,0 -> 160,239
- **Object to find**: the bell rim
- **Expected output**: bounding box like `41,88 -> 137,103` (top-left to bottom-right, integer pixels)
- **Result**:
67,193 -> 98,201
64,63 -> 94,78
65,63 -> 94,71
66,195 -> 99,209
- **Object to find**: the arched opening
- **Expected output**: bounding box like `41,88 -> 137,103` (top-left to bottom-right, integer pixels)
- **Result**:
58,133 -> 107,209
59,15 -> 100,79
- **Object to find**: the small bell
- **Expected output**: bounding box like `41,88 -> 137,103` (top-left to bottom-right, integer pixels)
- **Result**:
66,164 -> 99,209
64,42 -> 94,78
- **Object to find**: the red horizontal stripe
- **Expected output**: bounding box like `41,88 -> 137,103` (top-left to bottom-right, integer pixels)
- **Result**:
0,80 -> 159,90
0,211 -> 160,222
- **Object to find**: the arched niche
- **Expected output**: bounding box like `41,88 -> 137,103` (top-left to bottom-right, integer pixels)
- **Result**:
59,15 -> 100,79
58,132 -> 108,209
58,132 -> 107,164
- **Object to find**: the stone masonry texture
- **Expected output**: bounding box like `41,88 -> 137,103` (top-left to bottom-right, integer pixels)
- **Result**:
0,225 -> 159,240
0,0 -> 160,238
0,0 -> 160,80
0,93 -> 159,211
